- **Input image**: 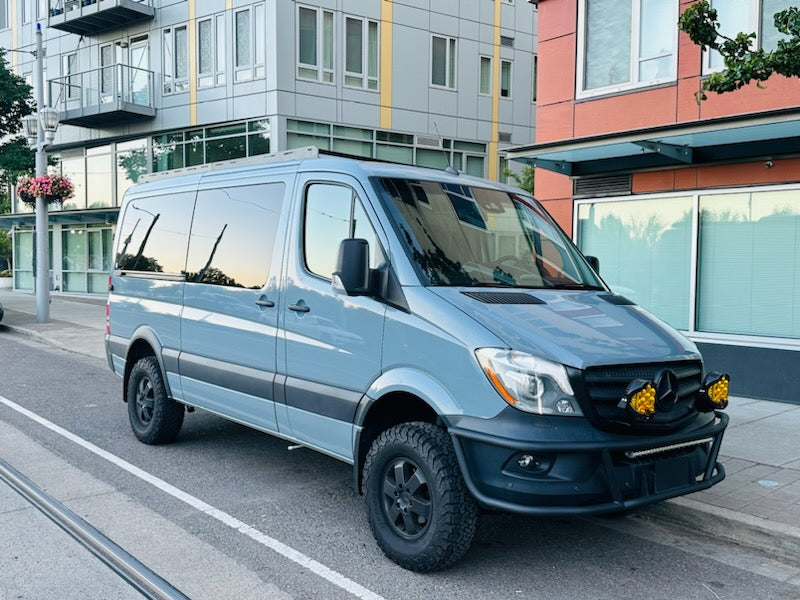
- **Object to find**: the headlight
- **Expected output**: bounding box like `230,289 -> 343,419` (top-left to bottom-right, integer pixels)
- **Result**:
475,348 -> 582,416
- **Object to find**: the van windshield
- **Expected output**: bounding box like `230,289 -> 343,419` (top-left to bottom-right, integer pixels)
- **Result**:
375,178 -> 605,289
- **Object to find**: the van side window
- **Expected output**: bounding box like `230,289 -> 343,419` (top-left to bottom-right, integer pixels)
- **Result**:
304,183 -> 380,279
115,192 -> 195,274
185,183 -> 286,289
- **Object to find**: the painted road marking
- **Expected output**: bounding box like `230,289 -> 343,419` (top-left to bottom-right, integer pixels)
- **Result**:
0,394 -> 386,600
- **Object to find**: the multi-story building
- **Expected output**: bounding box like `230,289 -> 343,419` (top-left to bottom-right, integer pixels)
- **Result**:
0,0 -> 538,295
509,0 -> 800,403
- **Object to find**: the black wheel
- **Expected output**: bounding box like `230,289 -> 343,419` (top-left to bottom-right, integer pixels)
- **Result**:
363,422 -> 478,572
127,356 -> 184,445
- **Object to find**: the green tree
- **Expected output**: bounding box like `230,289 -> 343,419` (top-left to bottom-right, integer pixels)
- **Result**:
0,49 -> 35,189
503,164 -> 535,193
678,2 -> 800,101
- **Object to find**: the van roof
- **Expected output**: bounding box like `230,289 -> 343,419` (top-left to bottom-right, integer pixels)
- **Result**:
132,146 -> 519,195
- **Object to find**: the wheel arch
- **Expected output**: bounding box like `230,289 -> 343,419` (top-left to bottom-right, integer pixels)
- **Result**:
122,328 -> 172,403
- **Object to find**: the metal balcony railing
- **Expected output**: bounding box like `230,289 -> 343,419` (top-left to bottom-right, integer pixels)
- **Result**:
50,64 -> 156,128
48,0 -> 155,36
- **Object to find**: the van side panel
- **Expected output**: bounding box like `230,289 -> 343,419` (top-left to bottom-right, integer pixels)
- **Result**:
177,180 -> 290,433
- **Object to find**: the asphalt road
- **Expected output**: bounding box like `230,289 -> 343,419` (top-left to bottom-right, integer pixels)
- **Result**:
1,331 -> 797,600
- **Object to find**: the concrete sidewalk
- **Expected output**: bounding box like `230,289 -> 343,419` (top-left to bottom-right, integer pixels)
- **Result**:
2,288 -> 800,572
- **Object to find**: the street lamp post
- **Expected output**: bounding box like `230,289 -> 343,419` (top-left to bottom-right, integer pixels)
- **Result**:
22,23 -> 59,323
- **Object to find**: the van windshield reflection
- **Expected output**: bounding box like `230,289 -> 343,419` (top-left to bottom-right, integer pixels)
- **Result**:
375,178 -> 604,290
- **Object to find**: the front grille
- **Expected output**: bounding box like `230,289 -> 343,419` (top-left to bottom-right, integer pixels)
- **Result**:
580,361 -> 703,431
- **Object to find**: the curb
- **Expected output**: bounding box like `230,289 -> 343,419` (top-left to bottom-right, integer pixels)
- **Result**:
638,496 -> 800,565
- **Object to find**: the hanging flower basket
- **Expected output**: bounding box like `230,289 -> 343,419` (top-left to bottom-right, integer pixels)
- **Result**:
17,174 -> 75,206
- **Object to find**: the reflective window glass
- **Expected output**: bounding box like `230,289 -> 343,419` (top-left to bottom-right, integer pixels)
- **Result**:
698,190 -> 800,338
577,197 -> 692,329
115,193 -> 195,274
185,184 -> 285,289
304,184 -> 379,279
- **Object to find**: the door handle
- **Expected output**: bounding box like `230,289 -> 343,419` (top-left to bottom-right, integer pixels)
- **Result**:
255,299 -> 275,308
288,304 -> 310,313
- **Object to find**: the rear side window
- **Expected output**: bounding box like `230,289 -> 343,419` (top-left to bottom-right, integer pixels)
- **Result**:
115,192 -> 195,274
304,183 -> 380,279
185,183 -> 286,289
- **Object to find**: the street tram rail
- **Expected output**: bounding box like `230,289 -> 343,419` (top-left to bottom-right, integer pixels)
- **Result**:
0,456 -> 190,600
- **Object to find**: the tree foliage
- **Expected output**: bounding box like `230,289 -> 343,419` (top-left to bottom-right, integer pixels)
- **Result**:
678,1 -> 800,101
0,50 -> 35,186
503,164 -> 535,193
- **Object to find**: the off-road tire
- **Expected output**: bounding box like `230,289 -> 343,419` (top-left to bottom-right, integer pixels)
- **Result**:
127,356 -> 184,445
363,422 -> 478,572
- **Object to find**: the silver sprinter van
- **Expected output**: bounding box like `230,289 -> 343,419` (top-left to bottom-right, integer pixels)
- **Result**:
106,147 -> 730,572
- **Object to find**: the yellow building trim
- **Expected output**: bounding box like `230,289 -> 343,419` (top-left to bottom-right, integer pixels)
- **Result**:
488,0 -> 502,181
379,0 -> 393,130
188,0 -> 197,125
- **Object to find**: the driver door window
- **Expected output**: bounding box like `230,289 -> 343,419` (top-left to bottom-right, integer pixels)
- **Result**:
304,183 -> 381,279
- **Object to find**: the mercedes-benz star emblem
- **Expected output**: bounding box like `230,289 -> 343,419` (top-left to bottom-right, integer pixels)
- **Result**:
654,369 -> 679,411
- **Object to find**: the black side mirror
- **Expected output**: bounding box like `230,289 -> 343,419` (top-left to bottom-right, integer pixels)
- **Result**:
585,255 -> 600,274
332,238 -> 371,296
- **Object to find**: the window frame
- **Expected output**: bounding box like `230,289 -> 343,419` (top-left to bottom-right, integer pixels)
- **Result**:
302,182 -> 381,281
430,34 -> 457,90
702,0 -> 789,74
479,55 -> 492,96
62,52 -> 78,100
343,14 -> 379,91
297,4 -> 335,84
163,23 -> 189,95
573,183 -> 800,349
197,12 -> 226,88
500,59 -> 512,98
576,0 -> 679,99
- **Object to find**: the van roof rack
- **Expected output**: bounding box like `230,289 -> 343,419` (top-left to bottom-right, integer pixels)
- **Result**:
140,146 -> 322,183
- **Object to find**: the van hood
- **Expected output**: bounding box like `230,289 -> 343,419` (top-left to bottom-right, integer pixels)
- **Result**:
429,288 -> 699,370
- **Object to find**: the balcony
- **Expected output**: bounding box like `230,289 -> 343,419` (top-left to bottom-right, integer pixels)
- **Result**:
50,65 -> 156,128
48,0 -> 154,36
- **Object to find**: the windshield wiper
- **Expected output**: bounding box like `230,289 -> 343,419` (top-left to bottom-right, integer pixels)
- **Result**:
547,282 -> 605,291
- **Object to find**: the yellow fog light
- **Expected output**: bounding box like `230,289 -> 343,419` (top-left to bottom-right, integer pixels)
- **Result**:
619,379 -> 656,420
697,372 -> 730,411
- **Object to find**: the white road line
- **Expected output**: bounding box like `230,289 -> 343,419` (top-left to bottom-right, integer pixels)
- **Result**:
0,394 -> 386,600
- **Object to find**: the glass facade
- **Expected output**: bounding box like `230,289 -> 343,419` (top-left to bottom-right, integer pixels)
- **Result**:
286,119 -> 486,177
577,186 -> 800,343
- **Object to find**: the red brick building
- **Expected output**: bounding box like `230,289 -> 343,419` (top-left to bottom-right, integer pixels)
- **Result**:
511,0 -> 800,402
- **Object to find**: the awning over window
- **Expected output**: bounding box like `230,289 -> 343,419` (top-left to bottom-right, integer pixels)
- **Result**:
508,109 -> 800,177
0,207 -> 120,229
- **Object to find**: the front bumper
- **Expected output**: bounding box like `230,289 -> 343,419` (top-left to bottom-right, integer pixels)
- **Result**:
447,409 -> 728,516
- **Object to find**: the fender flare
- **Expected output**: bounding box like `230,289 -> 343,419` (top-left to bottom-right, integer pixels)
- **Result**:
124,326 -> 176,399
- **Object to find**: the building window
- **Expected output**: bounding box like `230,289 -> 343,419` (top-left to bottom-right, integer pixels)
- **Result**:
198,12 -> 226,88
344,16 -> 379,90
163,24 -> 189,94
0,1 -> 8,30
577,186 -> 800,343
286,119 -> 485,176
151,119 -> 271,173
532,55 -> 537,102
232,3 -> 265,82
431,35 -> 456,89
479,56 -> 491,95
705,0 -> 792,72
577,196 -> 693,331
62,53 -> 78,100
500,59 -> 512,98
577,0 -> 677,97
697,189 -> 800,338
297,5 -> 334,83
22,0 -> 30,23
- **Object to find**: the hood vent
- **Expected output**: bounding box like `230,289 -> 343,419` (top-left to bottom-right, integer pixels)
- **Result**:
462,291 -> 545,305
598,293 -> 635,306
